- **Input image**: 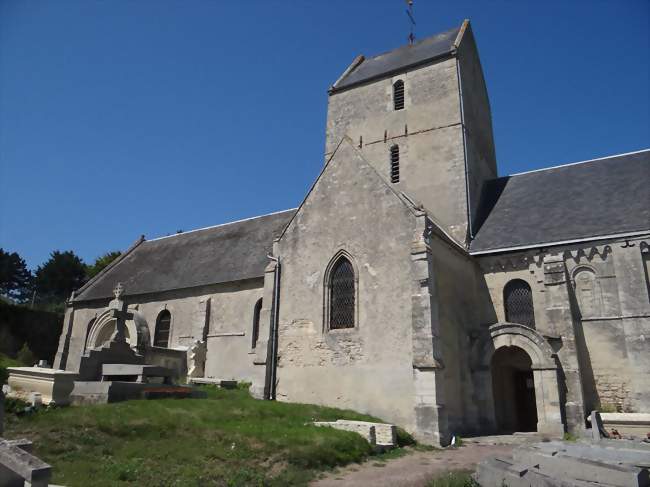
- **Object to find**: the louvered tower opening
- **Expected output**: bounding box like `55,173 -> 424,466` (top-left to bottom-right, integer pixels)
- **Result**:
393,80 -> 405,110
390,145 -> 400,183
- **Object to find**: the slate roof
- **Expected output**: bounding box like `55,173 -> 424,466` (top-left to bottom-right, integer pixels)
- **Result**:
331,24 -> 462,92
74,209 -> 296,302
470,150 -> 650,253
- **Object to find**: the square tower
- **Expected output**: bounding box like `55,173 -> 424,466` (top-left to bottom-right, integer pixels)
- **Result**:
325,20 -> 497,245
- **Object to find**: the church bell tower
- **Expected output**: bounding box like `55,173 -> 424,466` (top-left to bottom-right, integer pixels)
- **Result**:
324,20 -> 497,245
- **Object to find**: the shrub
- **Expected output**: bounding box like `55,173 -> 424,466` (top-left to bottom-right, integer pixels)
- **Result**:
395,427 -> 416,447
16,343 -> 36,367
4,396 -> 30,415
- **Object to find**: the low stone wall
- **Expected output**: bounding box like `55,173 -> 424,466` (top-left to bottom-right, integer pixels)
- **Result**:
588,412 -> 650,437
313,420 -> 397,450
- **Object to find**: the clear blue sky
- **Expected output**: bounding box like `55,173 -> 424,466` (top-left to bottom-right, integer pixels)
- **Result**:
1,1 -> 648,270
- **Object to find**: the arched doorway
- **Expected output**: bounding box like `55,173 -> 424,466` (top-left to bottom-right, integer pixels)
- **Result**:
472,323 -> 565,436
491,346 -> 538,433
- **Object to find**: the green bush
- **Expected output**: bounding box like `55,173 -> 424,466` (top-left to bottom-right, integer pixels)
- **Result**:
4,396 -> 30,415
0,352 -> 24,385
16,343 -> 36,367
395,427 -> 416,446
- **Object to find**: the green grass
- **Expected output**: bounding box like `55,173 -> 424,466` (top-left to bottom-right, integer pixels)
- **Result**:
4,386 -> 412,486
426,471 -> 478,487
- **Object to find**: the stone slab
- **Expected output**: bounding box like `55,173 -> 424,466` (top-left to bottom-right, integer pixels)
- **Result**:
101,363 -> 173,383
0,438 -> 51,487
70,381 -> 202,405
189,378 -> 238,389
513,447 -> 649,487
313,420 -> 397,449
314,421 -> 376,445
533,440 -> 650,467
474,457 -> 596,487
6,367 -> 78,406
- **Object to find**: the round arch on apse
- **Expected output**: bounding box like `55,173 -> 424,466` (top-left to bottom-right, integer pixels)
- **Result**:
85,308 -> 150,352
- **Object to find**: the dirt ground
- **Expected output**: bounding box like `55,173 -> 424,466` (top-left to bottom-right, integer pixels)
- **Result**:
311,435 -> 540,487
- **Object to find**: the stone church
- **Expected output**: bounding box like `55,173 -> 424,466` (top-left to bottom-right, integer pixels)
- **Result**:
53,21 -> 650,445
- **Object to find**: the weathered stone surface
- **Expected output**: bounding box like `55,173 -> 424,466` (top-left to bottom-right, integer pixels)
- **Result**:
6,367 -> 78,406
0,438 -> 51,487
313,420 -> 396,449
476,440 -> 650,487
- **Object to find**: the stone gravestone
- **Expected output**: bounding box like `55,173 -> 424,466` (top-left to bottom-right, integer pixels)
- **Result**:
76,283 -> 145,382
591,410 -> 610,441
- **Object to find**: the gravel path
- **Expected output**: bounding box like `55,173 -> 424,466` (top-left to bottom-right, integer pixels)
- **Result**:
311,435 -> 541,487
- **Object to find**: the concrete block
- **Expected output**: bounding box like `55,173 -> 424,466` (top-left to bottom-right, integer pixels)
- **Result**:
513,447 -> 649,487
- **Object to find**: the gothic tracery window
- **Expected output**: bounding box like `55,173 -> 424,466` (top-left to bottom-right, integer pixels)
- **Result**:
154,310 -> 171,348
252,298 -> 262,349
328,255 -> 356,330
504,279 -> 535,328
393,80 -> 405,110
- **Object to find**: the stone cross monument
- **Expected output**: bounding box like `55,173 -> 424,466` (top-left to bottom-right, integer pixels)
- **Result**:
109,283 -> 133,343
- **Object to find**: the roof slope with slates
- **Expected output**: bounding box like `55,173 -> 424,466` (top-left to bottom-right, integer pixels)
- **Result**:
74,209 -> 296,302
470,150 -> 650,253
331,24 -> 461,92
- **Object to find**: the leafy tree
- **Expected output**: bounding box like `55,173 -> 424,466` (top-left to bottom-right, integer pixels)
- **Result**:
0,249 -> 33,303
86,251 -> 121,279
33,250 -> 86,308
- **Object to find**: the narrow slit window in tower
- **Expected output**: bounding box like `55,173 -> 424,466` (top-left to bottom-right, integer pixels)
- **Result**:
390,145 -> 400,183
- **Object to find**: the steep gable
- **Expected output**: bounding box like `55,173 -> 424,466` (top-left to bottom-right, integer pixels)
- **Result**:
280,137 -> 419,242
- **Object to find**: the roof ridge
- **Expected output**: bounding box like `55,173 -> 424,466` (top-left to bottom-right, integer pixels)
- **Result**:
505,148 -> 649,178
146,208 -> 298,243
364,24 -> 461,61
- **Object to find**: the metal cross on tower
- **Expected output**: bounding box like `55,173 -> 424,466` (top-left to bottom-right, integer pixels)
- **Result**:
405,0 -> 416,45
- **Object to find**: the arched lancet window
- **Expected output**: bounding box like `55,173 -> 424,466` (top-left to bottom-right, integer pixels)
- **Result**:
390,145 -> 400,183
154,310 -> 171,348
504,279 -> 535,328
393,80 -> 405,110
328,256 -> 356,329
252,298 -> 262,349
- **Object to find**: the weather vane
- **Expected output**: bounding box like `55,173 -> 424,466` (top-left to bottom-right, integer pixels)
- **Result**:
405,0 -> 416,45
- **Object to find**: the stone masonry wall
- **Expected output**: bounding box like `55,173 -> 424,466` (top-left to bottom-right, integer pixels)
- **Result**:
60,278 -> 265,385
275,140 -> 419,432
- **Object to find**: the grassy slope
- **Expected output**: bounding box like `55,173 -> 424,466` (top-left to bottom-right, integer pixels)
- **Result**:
4,387 -> 400,486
